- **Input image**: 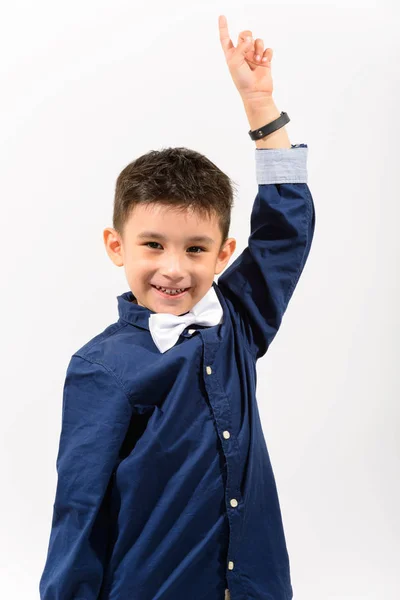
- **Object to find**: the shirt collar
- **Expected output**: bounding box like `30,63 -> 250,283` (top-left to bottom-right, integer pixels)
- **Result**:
117,281 -> 224,331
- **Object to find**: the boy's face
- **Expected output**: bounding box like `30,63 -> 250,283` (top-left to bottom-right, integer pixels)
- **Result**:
104,203 -> 236,316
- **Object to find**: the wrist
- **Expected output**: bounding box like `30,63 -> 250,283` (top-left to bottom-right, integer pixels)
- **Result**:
241,91 -> 274,104
243,96 -> 291,149
244,99 -> 281,129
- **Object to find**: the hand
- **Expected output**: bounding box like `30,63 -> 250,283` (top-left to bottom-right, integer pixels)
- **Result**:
218,15 -> 274,102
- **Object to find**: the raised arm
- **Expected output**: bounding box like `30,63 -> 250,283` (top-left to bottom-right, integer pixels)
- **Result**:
218,144 -> 315,360
39,355 -> 132,599
217,16 -> 316,360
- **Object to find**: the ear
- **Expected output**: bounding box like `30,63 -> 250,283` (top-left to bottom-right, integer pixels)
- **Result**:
103,228 -> 124,267
214,237 -> 237,275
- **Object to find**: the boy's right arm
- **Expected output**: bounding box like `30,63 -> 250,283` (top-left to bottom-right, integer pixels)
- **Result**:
39,354 -> 133,600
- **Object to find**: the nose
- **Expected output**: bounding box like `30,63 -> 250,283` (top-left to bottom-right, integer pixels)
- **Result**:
158,252 -> 187,280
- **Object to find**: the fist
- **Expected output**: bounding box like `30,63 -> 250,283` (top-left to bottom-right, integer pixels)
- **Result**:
218,15 -> 274,101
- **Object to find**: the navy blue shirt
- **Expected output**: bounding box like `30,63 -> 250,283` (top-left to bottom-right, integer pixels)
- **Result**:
39,144 -> 315,600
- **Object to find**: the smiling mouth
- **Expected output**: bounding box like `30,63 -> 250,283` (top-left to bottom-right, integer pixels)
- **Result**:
151,285 -> 190,298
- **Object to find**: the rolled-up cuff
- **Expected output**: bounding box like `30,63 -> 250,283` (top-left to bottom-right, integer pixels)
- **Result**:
255,143 -> 308,184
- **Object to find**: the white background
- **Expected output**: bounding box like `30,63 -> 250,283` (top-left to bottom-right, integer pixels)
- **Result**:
1,0 -> 398,598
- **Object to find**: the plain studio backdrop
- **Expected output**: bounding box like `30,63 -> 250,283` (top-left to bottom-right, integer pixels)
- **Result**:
0,0 -> 398,598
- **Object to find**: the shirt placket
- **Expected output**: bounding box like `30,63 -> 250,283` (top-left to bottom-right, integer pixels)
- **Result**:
201,331 -> 246,598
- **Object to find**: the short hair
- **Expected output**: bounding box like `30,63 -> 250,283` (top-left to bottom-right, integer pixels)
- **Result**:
113,147 -> 238,251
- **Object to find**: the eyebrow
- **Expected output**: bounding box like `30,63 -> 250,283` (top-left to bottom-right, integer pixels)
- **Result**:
136,231 -> 215,245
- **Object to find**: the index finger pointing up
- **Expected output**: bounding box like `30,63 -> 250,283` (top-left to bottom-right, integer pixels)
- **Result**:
218,15 -> 234,56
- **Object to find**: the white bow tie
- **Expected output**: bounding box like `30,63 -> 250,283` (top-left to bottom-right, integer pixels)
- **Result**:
148,285 -> 223,353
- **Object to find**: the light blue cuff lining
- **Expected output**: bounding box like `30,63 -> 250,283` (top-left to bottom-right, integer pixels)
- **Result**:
255,143 -> 308,184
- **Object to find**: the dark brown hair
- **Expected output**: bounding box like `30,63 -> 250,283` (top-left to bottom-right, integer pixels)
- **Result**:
113,147 -> 238,251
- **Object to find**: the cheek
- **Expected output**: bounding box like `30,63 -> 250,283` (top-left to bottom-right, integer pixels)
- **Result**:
193,255 -> 217,272
124,256 -> 150,279
128,253 -> 151,269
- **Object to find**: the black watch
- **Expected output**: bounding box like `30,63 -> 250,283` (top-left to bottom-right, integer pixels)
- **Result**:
248,111 -> 290,141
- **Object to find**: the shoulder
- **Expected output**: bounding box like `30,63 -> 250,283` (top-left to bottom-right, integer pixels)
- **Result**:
72,320 -> 127,361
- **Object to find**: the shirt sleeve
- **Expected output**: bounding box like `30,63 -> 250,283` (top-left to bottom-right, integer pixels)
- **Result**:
217,144 -> 315,361
39,354 -> 133,600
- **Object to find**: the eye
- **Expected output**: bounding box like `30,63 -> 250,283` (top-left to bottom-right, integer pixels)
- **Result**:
144,242 -> 205,253
187,246 -> 206,253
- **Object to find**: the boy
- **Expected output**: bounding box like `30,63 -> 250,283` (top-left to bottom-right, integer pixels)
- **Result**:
39,15 -> 315,600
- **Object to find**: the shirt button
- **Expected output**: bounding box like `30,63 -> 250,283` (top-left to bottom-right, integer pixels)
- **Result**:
206,366 -> 212,375
223,430 -> 230,439
230,498 -> 238,508
228,560 -> 234,570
